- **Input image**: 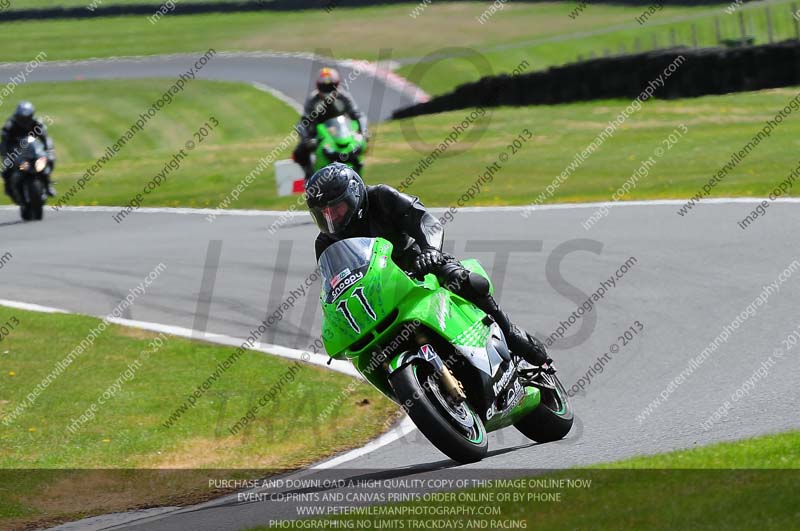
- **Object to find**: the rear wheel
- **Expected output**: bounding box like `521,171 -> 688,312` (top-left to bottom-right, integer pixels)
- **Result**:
514,369 -> 573,443
391,362 -> 487,463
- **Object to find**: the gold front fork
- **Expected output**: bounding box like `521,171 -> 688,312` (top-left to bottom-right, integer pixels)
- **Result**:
439,365 -> 466,402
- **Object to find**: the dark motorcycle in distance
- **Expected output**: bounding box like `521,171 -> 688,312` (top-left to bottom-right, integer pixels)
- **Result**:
7,135 -> 52,221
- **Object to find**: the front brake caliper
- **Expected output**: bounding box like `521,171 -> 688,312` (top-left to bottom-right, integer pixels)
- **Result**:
439,365 -> 466,403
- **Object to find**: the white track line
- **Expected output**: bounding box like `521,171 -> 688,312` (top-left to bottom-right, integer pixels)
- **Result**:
4,198 -> 798,464
0,299 -> 68,314
250,82 -> 303,114
339,58 -> 430,104
6,197 -> 799,219
0,299 -> 421,469
0,299 -> 358,377
104,316 -> 360,378
313,416 -> 417,469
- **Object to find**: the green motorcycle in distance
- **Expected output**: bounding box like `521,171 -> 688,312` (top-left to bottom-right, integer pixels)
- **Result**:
319,237 -> 573,463
312,116 -> 367,174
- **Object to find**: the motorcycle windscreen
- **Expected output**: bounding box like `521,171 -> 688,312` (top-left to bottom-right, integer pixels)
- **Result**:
319,237 -> 375,304
15,136 -> 46,164
324,116 -> 354,141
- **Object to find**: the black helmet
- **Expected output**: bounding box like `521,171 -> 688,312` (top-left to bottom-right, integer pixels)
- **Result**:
316,67 -> 341,94
306,163 -> 366,236
14,101 -> 35,129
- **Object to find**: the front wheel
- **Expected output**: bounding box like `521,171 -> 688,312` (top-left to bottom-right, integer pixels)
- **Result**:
514,369 -> 573,443
20,179 -> 43,222
390,362 -> 487,463
20,203 -> 32,221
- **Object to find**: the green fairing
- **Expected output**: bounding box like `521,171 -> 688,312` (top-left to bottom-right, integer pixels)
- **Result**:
485,386 -> 541,432
321,239 -> 486,359
319,237 -> 542,433
313,116 -> 367,172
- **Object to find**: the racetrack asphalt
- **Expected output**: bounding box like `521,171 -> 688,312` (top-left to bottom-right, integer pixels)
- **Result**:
0,52 -> 421,123
1,200 -> 798,530
0,52 -> 797,531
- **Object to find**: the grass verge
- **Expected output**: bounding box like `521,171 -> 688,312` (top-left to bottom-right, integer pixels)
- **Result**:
249,431 -> 800,531
395,1 -> 800,96
11,0 -> 242,7
3,81 -> 800,212
0,306 -> 396,530
1,2 -> 797,95
0,3 -> 711,63
0,79 -> 299,210
373,86 -> 800,207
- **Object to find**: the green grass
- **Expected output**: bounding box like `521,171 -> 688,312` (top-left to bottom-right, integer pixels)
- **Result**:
0,306 -> 397,529
0,79 -> 299,210
0,2 -> 797,95
249,431 -> 800,531
374,86 -> 800,206
10,0 -> 243,7
396,0 -> 800,95
4,80 -> 800,211
600,431 -> 799,468
0,3 -> 541,62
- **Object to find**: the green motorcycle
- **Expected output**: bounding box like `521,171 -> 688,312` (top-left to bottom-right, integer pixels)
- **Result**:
313,116 -> 367,174
319,237 -> 573,463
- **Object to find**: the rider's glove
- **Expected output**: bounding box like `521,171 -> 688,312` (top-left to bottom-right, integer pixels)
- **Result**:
414,247 -> 444,277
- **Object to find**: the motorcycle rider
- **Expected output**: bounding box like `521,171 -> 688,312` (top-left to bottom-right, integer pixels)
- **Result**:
293,67 -> 368,179
1,101 -> 55,198
307,162 -> 552,370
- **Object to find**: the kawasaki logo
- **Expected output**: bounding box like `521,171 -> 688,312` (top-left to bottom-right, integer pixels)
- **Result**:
493,366 -> 515,395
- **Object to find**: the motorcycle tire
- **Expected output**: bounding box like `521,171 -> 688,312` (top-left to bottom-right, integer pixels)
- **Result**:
20,180 -> 43,222
514,369 -> 574,443
390,361 -> 487,463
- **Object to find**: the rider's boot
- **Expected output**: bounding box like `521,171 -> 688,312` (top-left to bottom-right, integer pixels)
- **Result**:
476,294 -> 550,367
293,142 -> 314,181
437,261 -> 552,368
302,162 -> 314,181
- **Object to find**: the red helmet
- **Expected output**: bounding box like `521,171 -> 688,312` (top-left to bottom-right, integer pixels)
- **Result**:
316,67 -> 341,94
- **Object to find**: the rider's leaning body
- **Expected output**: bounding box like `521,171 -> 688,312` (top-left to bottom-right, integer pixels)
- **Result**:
293,68 -> 368,179
306,163 -> 550,368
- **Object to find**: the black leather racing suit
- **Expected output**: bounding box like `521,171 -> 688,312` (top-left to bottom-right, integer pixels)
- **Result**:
1,117 -> 55,197
314,184 -> 549,366
294,89 -> 367,178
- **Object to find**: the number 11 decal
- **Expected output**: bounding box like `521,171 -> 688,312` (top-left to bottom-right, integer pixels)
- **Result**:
336,286 -> 377,333
352,287 -> 377,319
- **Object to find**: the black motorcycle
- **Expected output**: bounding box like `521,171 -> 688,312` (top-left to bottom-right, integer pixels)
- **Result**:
7,135 -> 51,221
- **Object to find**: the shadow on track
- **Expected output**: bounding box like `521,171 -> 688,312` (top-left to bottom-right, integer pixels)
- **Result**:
0,220 -> 24,228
